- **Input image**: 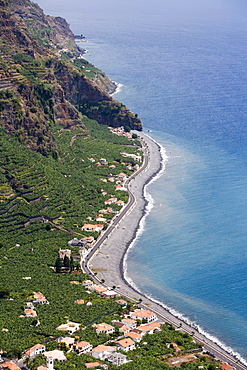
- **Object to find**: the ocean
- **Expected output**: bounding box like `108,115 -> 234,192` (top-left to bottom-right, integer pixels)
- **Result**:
36,0 -> 247,362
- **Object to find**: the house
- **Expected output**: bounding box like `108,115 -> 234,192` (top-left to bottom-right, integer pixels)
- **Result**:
24,308 -> 37,317
116,299 -> 127,307
108,177 -> 115,182
44,350 -> 67,362
81,224 -> 104,232
59,249 -> 71,259
56,321 -> 80,334
91,345 -> 115,360
104,197 -> 117,205
92,323 -> 115,334
33,292 -> 49,305
68,238 -> 87,247
115,200 -> 125,207
170,342 -> 181,352
95,217 -> 107,223
84,363 -> 101,369
109,165 -> 116,169
100,158 -> 108,165
126,331 -> 143,342
74,299 -> 84,304
88,158 -> 95,162
115,338 -> 135,352
108,352 -> 129,366
147,322 -> 162,331
82,280 -> 93,288
24,344 -> 46,358
136,324 -> 154,335
1,361 -> 21,370
121,318 -> 137,329
101,290 -> 119,299
58,337 -> 75,348
220,365 -> 235,370
130,309 -> 157,323
74,340 -> 92,354
117,173 -> 127,181
119,325 -> 131,334
90,284 -> 108,294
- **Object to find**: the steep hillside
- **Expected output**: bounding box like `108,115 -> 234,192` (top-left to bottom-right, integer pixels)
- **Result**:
0,0 -> 142,154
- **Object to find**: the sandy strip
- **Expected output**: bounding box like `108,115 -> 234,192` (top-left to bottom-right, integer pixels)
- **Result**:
90,131 -> 162,300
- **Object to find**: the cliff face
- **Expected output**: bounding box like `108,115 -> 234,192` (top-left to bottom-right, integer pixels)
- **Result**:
0,0 -> 142,154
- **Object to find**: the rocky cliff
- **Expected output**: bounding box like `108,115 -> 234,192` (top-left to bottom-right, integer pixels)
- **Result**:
0,0 -> 142,154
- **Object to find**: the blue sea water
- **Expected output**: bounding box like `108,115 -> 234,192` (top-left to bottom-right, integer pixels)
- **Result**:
37,0 -> 247,361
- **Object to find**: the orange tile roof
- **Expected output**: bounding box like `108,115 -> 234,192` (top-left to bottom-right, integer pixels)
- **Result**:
92,345 -> 112,353
85,363 -> 101,369
74,299 -> 84,304
122,318 -> 136,324
1,361 -> 21,370
131,309 -> 155,318
76,340 -> 90,348
127,332 -> 142,339
116,338 -> 135,348
220,365 -> 234,370
25,343 -> 45,356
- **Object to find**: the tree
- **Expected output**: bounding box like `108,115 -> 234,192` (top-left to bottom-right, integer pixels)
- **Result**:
55,257 -> 62,273
70,256 -> 74,272
63,255 -> 70,271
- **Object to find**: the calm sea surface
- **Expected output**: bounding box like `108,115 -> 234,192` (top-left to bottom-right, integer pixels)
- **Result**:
37,0 -> 247,360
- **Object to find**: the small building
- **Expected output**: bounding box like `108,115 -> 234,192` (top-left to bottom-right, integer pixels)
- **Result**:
127,331 -> 143,342
24,308 -> 37,318
84,363 -> 101,369
104,197 -> 117,205
100,158 -> 108,165
170,342 -> 181,352
130,309 -> 157,323
108,352 -> 129,366
81,224 -> 104,232
220,364 -> 235,370
56,321 -> 80,334
24,344 -> 46,358
101,290 -> 119,299
115,200 -> 125,207
68,238 -> 87,247
33,292 -> 49,305
116,299 -> 127,307
91,345 -> 115,360
92,323 -> 115,335
121,318 -> 137,329
117,173 -> 127,181
82,280 -> 93,288
115,338 -> 135,352
43,350 -> 67,362
90,284 -> 108,294
74,299 -> 84,304
137,324 -> 154,335
58,337 -> 75,348
74,340 -> 92,354
59,249 -> 71,259
1,361 -> 21,370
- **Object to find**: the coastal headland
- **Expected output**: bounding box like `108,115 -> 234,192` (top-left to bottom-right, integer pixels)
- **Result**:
84,132 -> 247,370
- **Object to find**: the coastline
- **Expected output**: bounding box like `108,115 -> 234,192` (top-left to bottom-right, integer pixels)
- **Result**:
89,132 -> 247,369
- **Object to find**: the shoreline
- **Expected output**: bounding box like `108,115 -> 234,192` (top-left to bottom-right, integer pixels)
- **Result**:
89,131 -> 247,369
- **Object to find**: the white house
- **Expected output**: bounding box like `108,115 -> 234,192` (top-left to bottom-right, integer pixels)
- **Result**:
92,323 -> 115,335
24,344 -> 46,358
74,341 -> 92,354
130,309 -> 157,323
91,345 -> 115,360
115,338 -> 135,352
